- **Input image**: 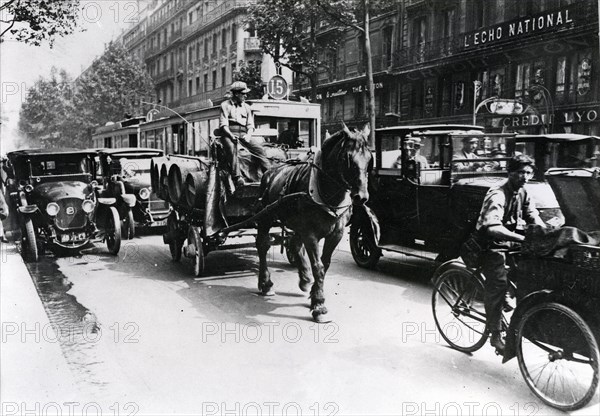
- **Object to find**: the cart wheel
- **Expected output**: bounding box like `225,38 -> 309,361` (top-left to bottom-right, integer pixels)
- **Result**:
122,209 -> 135,240
187,226 -> 204,277
22,218 -> 38,262
349,223 -> 380,269
285,234 -> 304,267
106,206 -> 122,255
167,211 -> 182,262
517,302 -> 599,411
431,268 -> 489,353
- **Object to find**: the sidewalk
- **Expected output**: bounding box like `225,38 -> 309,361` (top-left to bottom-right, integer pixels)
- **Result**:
0,243 -> 81,412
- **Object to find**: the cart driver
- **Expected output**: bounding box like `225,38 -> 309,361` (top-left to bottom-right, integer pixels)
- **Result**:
219,81 -> 270,188
475,154 -> 546,354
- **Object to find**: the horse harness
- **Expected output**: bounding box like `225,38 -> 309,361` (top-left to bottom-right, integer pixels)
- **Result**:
278,150 -> 353,218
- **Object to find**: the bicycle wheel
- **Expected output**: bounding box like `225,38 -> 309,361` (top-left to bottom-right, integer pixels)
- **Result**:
432,268 -> 489,352
517,302 -> 599,411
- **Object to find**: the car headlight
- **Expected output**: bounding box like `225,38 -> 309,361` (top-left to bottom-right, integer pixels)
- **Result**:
82,199 -> 95,213
139,187 -> 150,200
46,202 -> 60,216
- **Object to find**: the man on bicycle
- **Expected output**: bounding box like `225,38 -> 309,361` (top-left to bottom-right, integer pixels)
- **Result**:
475,154 -> 546,353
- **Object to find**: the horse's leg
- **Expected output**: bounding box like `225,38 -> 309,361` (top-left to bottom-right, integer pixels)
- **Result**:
321,227 -> 344,274
256,221 -> 275,296
302,235 -> 330,323
291,233 -> 312,292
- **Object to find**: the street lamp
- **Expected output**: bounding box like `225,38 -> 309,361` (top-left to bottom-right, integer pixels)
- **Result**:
528,84 -> 554,134
473,96 -> 526,126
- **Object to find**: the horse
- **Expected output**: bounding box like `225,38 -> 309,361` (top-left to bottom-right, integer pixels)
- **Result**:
255,123 -> 372,322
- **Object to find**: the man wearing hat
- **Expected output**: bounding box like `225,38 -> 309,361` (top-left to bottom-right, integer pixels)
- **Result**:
408,136 -> 429,169
219,81 -> 269,187
453,136 -> 485,171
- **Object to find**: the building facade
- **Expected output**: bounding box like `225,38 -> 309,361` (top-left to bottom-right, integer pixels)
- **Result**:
303,0 -> 599,137
119,0 -> 287,116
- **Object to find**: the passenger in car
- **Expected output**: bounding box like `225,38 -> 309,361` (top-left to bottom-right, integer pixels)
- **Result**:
453,137 -> 485,171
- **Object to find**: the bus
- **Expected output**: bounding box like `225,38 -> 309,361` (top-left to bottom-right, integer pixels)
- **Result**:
93,99 -> 322,159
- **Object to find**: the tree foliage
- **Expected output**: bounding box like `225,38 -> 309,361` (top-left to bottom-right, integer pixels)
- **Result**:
74,41 -> 155,136
18,42 -> 155,148
233,60 -> 263,99
0,0 -> 82,46
247,0 -> 344,100
249,0 -> 395,145
18,67 -> 76,147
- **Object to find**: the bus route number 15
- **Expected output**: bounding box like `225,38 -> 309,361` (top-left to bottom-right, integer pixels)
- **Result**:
267,75 -> 288,100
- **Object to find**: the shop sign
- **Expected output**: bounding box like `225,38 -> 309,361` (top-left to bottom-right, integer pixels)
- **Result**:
316,82 -> 383,100
500,108 -> 600,128
463,7 -> 574,50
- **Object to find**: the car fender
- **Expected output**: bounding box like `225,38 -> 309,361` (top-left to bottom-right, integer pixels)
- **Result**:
97,197 -> 117,206
502,289 -> 556,363
18,204 -> 39,215
121,194 -> 137,207
350,205 -> 380,246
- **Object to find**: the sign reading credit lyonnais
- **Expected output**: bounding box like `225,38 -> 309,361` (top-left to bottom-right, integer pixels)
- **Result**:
463,7 -> 575,50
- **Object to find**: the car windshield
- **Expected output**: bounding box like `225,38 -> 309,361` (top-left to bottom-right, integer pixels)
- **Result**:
516,139 -> 600,170
30,155 -> 91,176
452,135 -> 509,172
111,157 -> 152,178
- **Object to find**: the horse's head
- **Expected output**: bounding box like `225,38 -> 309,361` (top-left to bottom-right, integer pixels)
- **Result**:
322,122 -> 372,206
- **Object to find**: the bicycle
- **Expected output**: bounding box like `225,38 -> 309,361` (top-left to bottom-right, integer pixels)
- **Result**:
431,255 -> 600,411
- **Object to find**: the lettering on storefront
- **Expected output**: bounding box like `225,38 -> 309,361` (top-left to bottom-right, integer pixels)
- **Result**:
500,108 -> 599,128
316,82 -> 383,100
463,7 -> 574,49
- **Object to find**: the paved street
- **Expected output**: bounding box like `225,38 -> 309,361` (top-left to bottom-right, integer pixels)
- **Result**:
5,232 -> 594,415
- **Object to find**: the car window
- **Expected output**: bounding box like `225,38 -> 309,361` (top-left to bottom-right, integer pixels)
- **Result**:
452,136 -> 508,172
380,134 -> 403,169
31,156 -> 91,176
118,157 -> 152,178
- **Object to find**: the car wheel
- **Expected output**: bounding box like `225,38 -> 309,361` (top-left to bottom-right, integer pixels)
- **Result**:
22,218 -> 38,262
187,226 -> 204,277
122,209 -> 135,240
167,211 -> 182,262
106,206 -> 122,255
349,223 -> 380,269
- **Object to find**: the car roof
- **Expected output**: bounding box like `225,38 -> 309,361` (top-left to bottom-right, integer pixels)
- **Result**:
96,147 -> 164,157
516,133 -> 600,142
8,148 -> 95,157
376,124 -> 485,133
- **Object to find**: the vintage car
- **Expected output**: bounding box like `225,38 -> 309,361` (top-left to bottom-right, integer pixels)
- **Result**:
4,148 -> 122,261
97,148 -> 171,237
350,125 -> 561,268
515,133 -> 600,181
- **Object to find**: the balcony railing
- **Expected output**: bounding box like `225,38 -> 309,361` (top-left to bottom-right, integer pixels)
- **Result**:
154,67 -> 175,83
178,85 -> 229,107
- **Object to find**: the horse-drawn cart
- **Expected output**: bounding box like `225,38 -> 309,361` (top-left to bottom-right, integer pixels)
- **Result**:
152,139 -> 300,276
152,124 -> 372,322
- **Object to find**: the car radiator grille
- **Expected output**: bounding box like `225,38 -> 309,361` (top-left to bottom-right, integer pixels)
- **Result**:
55,198 -> 87,229
144,195 -> 170,213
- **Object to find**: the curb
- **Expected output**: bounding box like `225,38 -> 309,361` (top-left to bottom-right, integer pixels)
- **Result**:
0,243 -> 81,409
